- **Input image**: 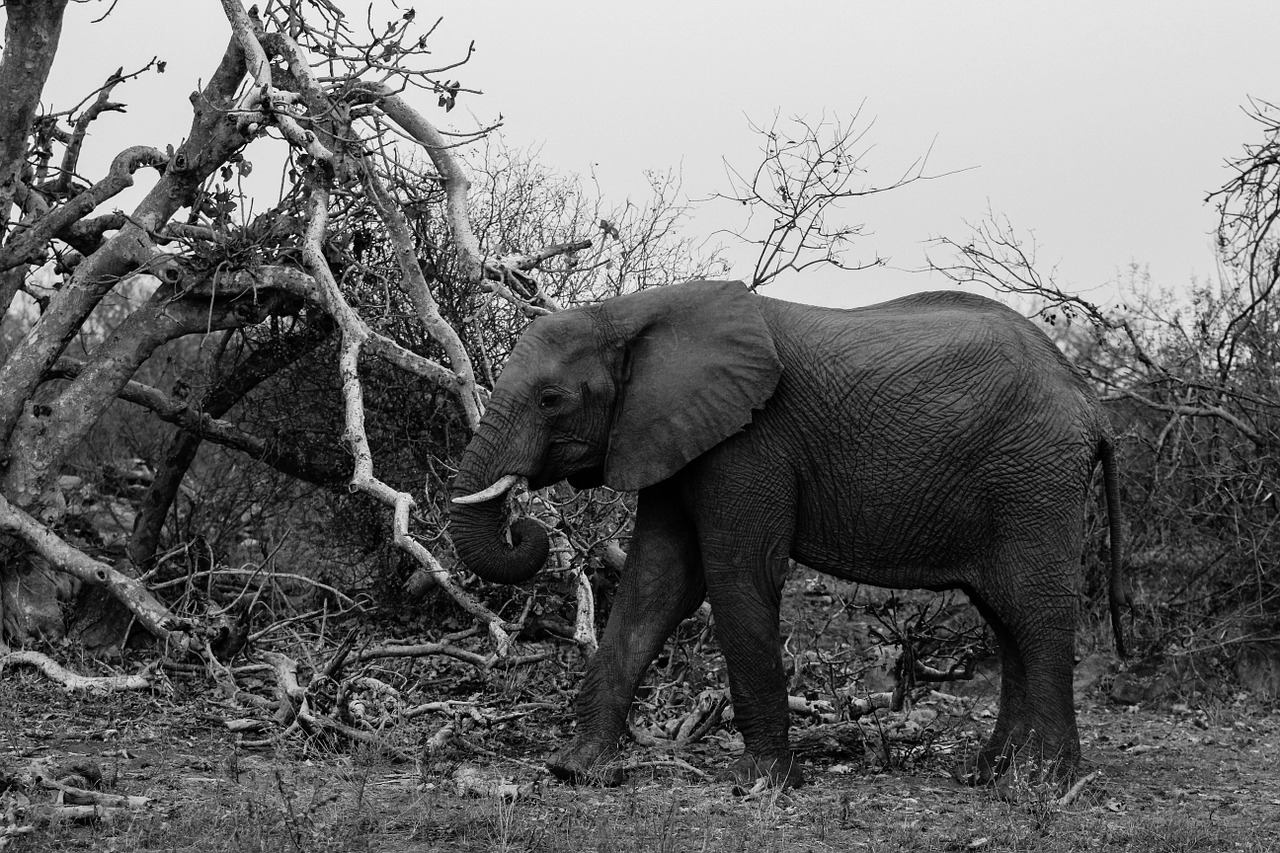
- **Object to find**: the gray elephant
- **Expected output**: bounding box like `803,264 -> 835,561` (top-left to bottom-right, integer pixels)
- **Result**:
449,279 -> 1125,788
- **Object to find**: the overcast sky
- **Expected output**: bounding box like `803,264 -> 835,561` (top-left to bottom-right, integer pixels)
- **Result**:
34,1 -> 1280,308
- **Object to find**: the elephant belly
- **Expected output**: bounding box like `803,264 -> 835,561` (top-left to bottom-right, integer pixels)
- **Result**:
790,491 -> 991,590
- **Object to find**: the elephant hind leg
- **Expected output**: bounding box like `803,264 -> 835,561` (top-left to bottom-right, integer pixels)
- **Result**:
958,596 -> 1027,784
961,568 -> 1080,785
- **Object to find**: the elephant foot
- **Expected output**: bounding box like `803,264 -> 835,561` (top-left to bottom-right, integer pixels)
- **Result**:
546,738 -> 626,787
719,752 -> 806,791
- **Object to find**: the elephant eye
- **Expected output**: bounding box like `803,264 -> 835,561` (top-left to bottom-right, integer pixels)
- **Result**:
538,389 -> 564,411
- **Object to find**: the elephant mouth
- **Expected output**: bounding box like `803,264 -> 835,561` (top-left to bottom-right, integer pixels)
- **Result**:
567,466 -> 604,490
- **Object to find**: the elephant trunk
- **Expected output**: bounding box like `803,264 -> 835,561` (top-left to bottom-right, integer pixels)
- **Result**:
448,425 -> 550,585
448,492 -> 549,585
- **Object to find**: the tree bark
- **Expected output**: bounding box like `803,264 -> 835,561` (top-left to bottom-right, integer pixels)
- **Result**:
0,0 -> 71,243
0,0 -> 72,317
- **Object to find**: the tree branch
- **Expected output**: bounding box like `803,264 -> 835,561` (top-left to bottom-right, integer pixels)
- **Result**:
0,146 -> 168,273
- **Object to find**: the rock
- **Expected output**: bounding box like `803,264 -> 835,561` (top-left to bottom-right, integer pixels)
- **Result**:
1109,657 -> 1178,706
907,708 -> 938,726
0,558 -> 73,641
1234,642 -> 1280,698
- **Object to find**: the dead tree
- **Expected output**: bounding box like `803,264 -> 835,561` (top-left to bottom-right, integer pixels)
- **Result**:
0,1 -> 599,651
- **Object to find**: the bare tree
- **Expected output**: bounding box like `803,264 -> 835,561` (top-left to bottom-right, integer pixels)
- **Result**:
0,1 -> 600,652
713,111 -> 936,290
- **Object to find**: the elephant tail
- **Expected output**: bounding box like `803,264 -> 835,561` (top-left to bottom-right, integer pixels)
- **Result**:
1099,435 -> 1131,658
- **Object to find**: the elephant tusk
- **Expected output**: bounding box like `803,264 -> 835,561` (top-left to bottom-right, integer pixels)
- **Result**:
452,474 -> 524,505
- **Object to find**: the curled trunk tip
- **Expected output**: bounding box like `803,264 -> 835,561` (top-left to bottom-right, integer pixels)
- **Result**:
449,495 -> 550,585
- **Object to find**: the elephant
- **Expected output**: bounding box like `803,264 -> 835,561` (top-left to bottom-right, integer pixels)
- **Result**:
449,279 -> 1126,788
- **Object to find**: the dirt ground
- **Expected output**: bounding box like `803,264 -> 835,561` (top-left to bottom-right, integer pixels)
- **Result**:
2,660 -> 1277,852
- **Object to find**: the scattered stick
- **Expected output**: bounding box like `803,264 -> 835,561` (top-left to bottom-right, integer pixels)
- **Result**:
297,710 -> 413,762
677,693 -> 730,746
238,719 -> 301,751
623,756 -> 712,781
1056,770 -> 1102,807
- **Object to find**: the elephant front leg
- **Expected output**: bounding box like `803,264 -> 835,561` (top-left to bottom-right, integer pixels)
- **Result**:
547,483 -> 705,785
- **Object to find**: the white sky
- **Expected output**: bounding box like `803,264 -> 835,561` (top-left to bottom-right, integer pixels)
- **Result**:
31,1 -> 1280,308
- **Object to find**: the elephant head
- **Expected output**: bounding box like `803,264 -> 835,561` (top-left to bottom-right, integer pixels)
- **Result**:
449,280 -> 783,584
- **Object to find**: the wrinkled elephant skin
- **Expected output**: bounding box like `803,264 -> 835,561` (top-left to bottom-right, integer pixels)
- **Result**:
449,280 -> 1126,789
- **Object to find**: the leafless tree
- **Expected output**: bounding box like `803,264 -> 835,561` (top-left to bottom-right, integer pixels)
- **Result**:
713,111 -> 936,290
0,0 -> 676,657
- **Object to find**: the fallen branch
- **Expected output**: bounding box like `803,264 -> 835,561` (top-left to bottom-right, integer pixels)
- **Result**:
260,650 -> 305,725
0,492 -> 184,643
846,691 -> 899,718
27,804 -> 128,825
357,641 -> 490,669
789,694 -> 838,721
30,765 -> 150,809
0,650 -> 153,694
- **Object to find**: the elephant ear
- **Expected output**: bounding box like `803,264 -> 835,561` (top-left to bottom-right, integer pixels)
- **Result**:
603,280 -> 783,491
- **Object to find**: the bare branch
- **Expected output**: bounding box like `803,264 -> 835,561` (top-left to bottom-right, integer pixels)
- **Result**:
0,145 -> 167,273
299,176 -> 515,653
713,112 -> 940,289
361,157 -> 482,428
